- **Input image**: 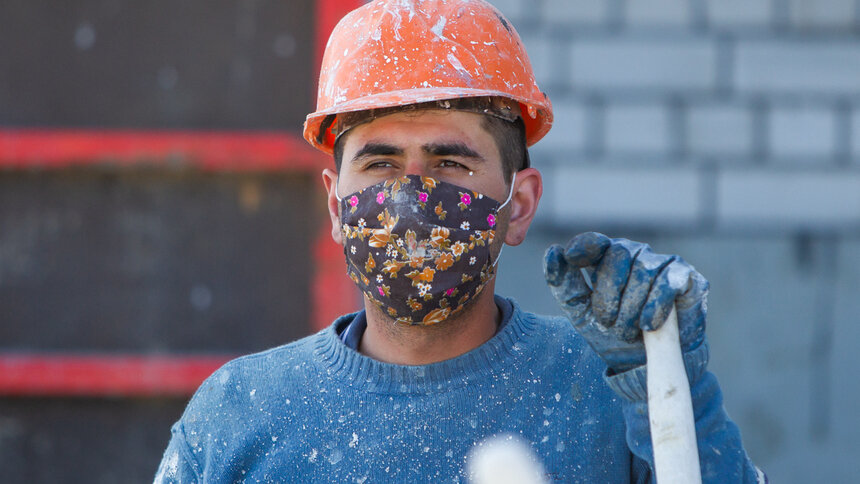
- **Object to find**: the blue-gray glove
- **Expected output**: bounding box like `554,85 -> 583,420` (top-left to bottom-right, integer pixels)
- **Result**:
544,232 -> 708,373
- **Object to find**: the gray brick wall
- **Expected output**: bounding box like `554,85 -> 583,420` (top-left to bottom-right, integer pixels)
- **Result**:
489,1 -> 860,482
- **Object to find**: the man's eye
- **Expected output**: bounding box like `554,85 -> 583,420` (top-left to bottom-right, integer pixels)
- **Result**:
366,160 -> 394,169
440,160 -> 468,169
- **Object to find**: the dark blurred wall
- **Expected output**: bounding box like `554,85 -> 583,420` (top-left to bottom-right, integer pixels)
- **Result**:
0,1 -> 324,482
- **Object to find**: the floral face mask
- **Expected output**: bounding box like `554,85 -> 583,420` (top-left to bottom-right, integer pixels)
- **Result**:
337,174 -> 514,325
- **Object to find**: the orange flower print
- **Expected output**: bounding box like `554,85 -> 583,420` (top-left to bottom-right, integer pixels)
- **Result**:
429,227 -> 450,248
382,259 -> 405,278
435,252 -> 454,271
421,176 -> 438,192
406,267 -> 436,285
434,201 -> 447,221
384,176 -> 410,196
377,209 -> 398,231
406,296 -> 423,312
451,241 -> 466,258
369,228 -> 391,248
422,307 -> 451,325
387,306 -> 398,317
365,254 -> 376,273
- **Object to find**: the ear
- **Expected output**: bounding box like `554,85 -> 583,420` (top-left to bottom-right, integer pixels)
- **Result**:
322,168 -> 343,245
503,167 -> 542,246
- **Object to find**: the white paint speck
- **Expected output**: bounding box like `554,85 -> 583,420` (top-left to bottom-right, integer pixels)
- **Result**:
328,449 -> 344,465
555,393 -> 561,402
431,16 -> 447,40
447,53 -> 471,78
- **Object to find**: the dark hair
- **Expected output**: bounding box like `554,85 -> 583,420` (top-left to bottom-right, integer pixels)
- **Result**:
333,113 -> 528,181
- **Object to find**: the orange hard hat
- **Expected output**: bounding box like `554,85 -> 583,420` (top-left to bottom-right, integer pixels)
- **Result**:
303,0 -> 553,155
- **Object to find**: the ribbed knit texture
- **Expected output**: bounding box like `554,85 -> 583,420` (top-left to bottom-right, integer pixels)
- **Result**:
155,297 -> 761,483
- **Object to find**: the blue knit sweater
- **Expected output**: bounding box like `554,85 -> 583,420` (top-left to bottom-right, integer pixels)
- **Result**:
155,297 -> 762,483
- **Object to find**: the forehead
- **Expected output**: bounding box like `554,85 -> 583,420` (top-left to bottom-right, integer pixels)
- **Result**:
341,109 -> 494,148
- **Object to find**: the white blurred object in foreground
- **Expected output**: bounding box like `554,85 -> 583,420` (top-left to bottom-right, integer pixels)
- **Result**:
468,434 -> 548,484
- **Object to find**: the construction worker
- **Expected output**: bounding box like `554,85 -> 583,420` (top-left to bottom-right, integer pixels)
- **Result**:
155,1 -> 764,482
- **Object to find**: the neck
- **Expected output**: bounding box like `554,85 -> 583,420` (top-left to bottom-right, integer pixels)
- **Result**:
358,283 -> 500,365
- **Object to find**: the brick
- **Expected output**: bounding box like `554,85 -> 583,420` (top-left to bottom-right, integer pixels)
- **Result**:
788,0 -> 856,29
549,166 -> 702,225
570,39 -> 717,91
518,32 -> 557,88
736,41 -> 860,95
605,103 -> 670,154
626,0 -> 691,27
705,0 -> 772,27
717,170 -> 860,228
535,99 -> 588,152
688,105 -> 754,156
769,106 -> 836,159
543,0 -> 610,26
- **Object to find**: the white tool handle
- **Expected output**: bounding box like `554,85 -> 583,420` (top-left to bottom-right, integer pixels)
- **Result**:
642,306 -> 702,484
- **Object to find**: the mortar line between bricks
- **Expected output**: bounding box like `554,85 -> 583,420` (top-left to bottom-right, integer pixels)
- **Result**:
689,0 -> 708,31
751,98 -> 770,165
715,34 -> 735,97
670,97 -> 688,160
855,0 -> 860,27
771,0 -> 790,31
835,100 -> 852,167
607,0 -> 626,31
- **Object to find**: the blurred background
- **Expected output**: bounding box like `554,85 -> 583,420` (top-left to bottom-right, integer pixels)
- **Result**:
1,0 -> 858,482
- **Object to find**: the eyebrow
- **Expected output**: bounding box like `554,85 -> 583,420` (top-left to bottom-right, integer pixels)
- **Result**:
422,142 -> 484,161
350,142 -> 404,163
349,141 -> 485,164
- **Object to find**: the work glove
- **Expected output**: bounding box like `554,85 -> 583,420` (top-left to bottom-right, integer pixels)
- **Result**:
543,232 -> 708,374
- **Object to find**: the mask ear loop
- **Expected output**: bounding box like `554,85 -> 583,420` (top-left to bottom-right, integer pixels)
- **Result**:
497,172 -> 517,210
334,176 -> 345,202
490,172 -> 517,268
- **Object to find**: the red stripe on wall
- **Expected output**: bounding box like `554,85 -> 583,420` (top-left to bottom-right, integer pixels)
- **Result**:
0,129 -> 328,171
0,354 -> 234,397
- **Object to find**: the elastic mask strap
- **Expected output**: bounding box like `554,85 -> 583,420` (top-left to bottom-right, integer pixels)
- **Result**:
492,244 -> 506,268
489,172 -> 517,269
334,178 -> 344,202
497,172 -> 517,210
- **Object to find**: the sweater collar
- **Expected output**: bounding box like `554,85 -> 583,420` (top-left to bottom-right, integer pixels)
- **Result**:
312,296 -> 537,395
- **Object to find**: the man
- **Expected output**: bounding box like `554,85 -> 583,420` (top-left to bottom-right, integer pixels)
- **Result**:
155,0 -> 764,482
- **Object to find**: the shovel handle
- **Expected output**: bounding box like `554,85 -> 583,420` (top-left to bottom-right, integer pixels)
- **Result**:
642,306 -> 702,484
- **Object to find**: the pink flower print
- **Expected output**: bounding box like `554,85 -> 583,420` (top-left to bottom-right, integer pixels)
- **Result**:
445,287 -> 455,296
419,192 -> 429,203
487,214 -> 496,227
378,286 -> 385,296
460,193 -> 472,205
348,195 -> 359,207
376,192 -> 386,204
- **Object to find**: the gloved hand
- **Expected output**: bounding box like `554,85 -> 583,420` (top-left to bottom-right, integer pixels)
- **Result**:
544,232 -> 708,373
